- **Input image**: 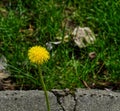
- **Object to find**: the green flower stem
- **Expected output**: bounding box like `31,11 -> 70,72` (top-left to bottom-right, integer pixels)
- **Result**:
38,65 -> 50,111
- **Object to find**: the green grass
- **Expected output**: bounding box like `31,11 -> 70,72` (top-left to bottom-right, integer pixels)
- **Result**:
0,0 -> 120,90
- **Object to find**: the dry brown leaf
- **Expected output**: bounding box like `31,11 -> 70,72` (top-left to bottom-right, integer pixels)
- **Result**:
0,72 -> 10,79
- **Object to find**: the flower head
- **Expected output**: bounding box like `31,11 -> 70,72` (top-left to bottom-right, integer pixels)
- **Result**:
28,45 -> 50,65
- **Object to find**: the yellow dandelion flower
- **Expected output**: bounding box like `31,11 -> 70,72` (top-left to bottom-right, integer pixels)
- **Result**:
28,45 -> 50,65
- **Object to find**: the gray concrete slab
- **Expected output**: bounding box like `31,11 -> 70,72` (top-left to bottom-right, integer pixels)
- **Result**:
0,89 -> 120,111
75,89 -> 120,111
0,90 -> 61,111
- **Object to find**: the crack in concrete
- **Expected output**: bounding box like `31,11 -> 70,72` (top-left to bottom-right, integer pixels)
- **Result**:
56,96 -> 66,111
51,89 -> 67,111
73,93 -> 77,111
51,89 -> 77,111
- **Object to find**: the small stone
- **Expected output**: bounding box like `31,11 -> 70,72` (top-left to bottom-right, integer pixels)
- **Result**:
89,52 -> 96,59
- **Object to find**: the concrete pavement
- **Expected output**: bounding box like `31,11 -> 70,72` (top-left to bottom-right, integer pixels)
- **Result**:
0,89 -> 120,111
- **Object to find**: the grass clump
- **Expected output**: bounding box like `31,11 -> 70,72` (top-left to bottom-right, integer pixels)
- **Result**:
0,0 -> 120,91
